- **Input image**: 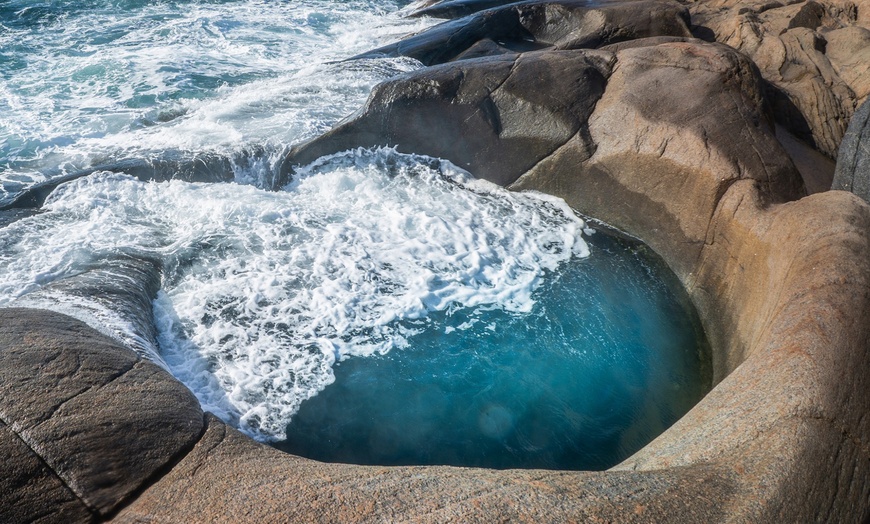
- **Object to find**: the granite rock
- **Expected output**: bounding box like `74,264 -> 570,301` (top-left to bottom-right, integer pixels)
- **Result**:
0,308 -> 204,519
832,98 -> 870,200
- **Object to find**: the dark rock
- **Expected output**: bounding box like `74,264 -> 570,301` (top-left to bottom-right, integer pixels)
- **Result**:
0,208 -> 38,228
832,98 -> 870,201
354,0 -> 692,65
285,41 -> 803,280
787,0 -> 826,30
410,0 -> 527,19
0,308 -> 204,517
12,254 -> 164,358
282,50 -> 612,187
0,150 -> 250,212
0,420 -> 94,524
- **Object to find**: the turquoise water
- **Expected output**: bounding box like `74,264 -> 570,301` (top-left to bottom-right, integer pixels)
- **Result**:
277,231 -> 710,470
0,0 -> 711,469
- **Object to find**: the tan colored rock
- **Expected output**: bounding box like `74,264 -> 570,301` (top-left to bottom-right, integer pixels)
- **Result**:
5,22 -> 870,524
688,0 -> 870,159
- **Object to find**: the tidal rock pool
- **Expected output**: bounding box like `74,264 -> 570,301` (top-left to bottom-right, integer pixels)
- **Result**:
0,0 -> 711,472
276,221 -> 711,471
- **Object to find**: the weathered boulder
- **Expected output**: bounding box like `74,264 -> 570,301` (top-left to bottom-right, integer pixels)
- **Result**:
687,0 -> 870,158
287,40 -> 805,280
832,98 -> 870,201
354,0 -> 692,65
0,308 -> 204,520
283,50 -> 612,187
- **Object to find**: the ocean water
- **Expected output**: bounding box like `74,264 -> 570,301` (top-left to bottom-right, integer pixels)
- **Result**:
0,0 -> 711,469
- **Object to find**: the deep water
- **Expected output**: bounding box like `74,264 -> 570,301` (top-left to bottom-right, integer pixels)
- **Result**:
277,231 -> 711,470
0,0 -> 711,469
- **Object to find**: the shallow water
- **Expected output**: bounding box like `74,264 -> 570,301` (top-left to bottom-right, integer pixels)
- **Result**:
0,0 -> 711,468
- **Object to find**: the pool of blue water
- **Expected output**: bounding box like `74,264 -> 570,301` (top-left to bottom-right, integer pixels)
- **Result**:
275,228 -> 711,471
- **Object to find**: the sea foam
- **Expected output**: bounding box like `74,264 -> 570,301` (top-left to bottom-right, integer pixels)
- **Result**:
0,149 -> 589,440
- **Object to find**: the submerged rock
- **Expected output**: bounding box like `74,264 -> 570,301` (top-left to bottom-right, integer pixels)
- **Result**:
11,254 -> 165,359
0,147 -> 277,212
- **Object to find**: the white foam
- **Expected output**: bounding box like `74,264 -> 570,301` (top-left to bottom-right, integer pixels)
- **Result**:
0,150 -> 588,440
0,0 -> 435,187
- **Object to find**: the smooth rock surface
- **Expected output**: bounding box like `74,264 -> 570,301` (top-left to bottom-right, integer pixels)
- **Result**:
283,50 -> 612,188
0,420 -> 94,524
3,4 -> 870,522
113,38 -> 870,523
0,308 -> 204,519
288,40 -> 805,284
832,98 -> 870,200
11,254 -> 164,359
356,0 -> 692,65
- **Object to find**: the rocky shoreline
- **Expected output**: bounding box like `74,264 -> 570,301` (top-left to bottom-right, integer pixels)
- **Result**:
3,0 -> 870,521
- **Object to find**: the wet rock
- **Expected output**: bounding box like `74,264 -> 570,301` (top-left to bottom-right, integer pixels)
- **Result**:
283,50 -> 612,187
0,308 -> 204,518
410,0 -> 526,19
286,40 -> 805,279
832,98 -> 870,200
354,0 -> 692,65
0,150 -> 246,212
12,254 -> 164,359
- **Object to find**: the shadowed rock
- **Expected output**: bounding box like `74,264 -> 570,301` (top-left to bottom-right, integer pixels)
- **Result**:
410,0 -> 529,19
354,0 -> 692,65
0,308 -> 204,519
11,254 -> 164,359
832,98 -> 870,201
0,419 -> 94,523
282,50 -> 612,187
285,40 -> 804,280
